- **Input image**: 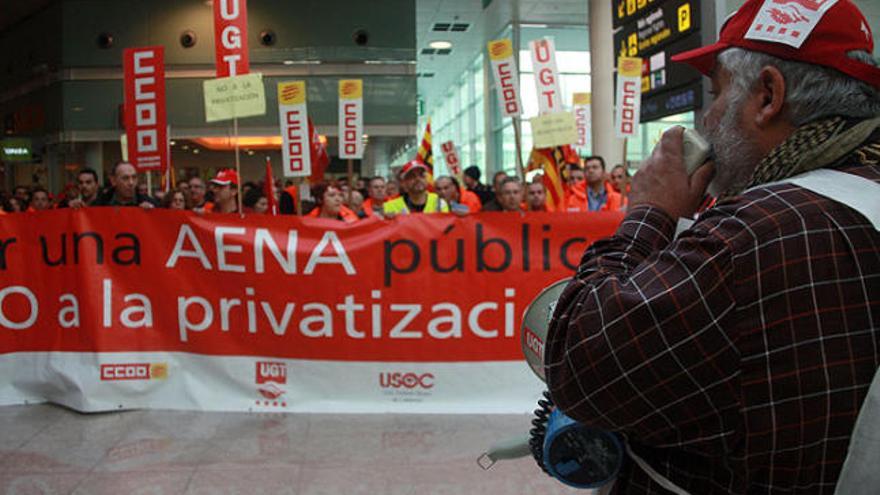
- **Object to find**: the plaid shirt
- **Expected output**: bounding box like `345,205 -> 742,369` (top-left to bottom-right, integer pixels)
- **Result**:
545,161 -> 880,494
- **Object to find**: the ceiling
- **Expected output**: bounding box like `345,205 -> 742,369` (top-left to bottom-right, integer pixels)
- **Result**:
0,0 -> 54,34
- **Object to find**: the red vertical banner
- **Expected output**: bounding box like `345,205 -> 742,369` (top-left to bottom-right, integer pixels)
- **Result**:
123,46 -> 168,173
213,0 -> 250,77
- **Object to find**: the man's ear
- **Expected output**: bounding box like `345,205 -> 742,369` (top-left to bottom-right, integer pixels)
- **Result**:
753,66 -> 786,128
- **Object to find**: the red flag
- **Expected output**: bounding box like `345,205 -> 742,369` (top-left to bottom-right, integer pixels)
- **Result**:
308,118 -> 330,183
264,157 -> 278,216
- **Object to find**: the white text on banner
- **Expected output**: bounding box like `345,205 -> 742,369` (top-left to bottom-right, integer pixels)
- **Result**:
203,73 -> 266,122
530,112 -> 578,148
615,57 -> 642,138
278,81 -> 311,177
338,79 -> 364,159
573,92 -> 591,149
487,39 -> 522,118
530,38 -> 563,115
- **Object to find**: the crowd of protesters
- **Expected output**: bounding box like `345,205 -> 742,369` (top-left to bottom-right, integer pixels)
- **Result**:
0,153 -> 631,221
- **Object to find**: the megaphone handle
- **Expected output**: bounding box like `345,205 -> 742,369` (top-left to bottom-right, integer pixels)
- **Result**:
477,435 -> 532,469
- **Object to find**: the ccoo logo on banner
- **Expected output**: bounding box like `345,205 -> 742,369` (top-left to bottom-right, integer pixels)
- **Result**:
123,47 -> 168,174
487,39 -> 522,118
277,81 -> 311,178
338,79 -> 364,159
615,56 -> 643,138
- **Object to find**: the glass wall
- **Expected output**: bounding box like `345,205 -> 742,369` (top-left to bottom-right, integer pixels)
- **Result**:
408,22 -> 697,180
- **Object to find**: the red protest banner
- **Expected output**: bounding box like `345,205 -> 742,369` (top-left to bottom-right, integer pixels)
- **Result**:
0,209 -> 622,362
213,0 -> 250,77
123,46 -> 168,173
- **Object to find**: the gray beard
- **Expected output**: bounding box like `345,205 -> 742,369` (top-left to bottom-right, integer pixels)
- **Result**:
704,89 -> 764,197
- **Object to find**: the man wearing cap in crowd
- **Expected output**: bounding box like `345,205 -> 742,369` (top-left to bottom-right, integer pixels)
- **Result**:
383,160 -> 449,216
207,169 -> 240,214
544,1 -> 880,494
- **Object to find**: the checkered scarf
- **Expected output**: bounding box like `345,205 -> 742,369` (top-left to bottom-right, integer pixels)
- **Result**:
724,115 -> 880,198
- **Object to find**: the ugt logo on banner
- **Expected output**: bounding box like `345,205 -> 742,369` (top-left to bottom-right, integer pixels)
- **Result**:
123,46 -> 168,173
214,0 -> 249,77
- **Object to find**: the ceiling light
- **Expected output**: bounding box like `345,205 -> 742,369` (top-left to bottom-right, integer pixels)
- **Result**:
429,40 -> 453,50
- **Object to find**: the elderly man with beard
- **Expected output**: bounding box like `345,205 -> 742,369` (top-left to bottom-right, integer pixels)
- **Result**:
543,1 -> 880,494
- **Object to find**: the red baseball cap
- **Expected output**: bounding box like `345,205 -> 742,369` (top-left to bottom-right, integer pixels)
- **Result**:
672,0 -> 880,88
401,159 -> 429,178
210,169 -> 240,186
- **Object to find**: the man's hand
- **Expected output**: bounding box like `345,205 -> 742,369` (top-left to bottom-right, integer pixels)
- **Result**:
68,198 -> 85,210
139,201 -> 155,210
629,126 -> 715,219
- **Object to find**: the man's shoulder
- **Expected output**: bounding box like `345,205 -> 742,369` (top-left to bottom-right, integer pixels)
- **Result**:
698,164 -> 880,247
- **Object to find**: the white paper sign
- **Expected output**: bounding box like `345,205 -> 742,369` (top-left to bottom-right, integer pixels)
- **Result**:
529,38 -> 563,115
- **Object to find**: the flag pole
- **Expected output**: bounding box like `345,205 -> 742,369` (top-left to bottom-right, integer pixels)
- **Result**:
295,178 -> 303,216
513,116 -> 526,180
146,171 -> 152,197
233,116 -> 243,216
622,137 -> 628,171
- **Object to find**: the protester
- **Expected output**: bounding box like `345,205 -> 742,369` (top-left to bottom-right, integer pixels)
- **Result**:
95,162 -> 158,208
207,169 -> 240,214
481,170 -> 509,211
435,175 -> 479,216
241,188 -> 268,214
497,177 -> 524,213
67,168 -> 101,209
526,180 -> 549,212
545,1 -> 880,493
188,176 -> 211,211
28,187 -> 51,211
609,163 -> 631,209
307,182 -> 357,222
462,165 -> 494,205
385,178 -> 401,199
566,156 -> 622,211
2,197 -> 23,213
346,190 -> 366,218
383,160 -> 448,216
361,176 -> 387,218
160,188 -> 191,210
12,186 -> 29,209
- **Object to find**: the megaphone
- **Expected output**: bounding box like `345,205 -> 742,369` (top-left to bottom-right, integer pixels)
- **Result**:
480,278 -> 624,490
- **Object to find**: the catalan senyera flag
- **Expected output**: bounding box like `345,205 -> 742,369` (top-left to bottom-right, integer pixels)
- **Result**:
416,119 -> 434,173
527,145 -> 578,212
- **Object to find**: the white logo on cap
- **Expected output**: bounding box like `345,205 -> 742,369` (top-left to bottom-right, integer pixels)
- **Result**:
745,0 -> 839,48
862,21 -> 871,43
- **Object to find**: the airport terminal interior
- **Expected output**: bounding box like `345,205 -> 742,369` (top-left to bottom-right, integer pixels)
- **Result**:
1,0 -> 879,494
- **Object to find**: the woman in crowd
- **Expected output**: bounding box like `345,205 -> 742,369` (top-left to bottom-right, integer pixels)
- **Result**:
160,188 -> 191,210
243,188 -> 269,214
307,182 -> 357,223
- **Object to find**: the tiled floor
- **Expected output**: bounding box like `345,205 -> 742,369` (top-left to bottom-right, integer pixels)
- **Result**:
0,404 -> 589,494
